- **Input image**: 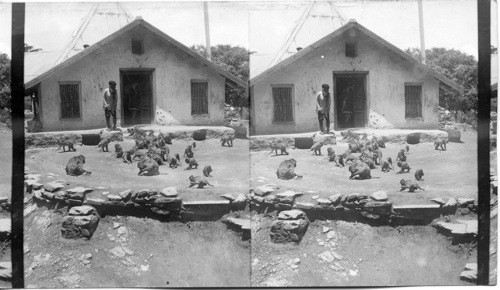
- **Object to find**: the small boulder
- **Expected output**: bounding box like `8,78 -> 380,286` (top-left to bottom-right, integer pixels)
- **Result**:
370,191 -> 388,201
254,184 -> 277,196
316,198 -> 332,206
278,209 -> 306,220
69,205 -> 96,216
430,198 -> 446,206
329,194 -> 342,204
160,187 -> 178,198
107,194 -> 123,202
293,202 -> 315,210
67,187 -> 93,195
118,189 -> 132,200
443,197 -> 458,208
44,181 -> 65,192
276,191 -> 303,198
270,218 -> 309,244
457,198 -> 475,207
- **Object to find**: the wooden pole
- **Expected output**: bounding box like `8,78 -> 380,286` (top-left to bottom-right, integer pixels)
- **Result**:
203,2 -> 211,61
418,0 -> 426,64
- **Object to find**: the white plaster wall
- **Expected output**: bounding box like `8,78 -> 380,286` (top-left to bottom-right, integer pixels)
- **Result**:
251,29 -> 440,135
39,25 -> 226,131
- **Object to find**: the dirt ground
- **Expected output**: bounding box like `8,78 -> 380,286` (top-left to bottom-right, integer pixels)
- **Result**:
251,215 -> 476,287
24,206 -> 250,287
250,131 -> 478,205
25,138 -> 249,202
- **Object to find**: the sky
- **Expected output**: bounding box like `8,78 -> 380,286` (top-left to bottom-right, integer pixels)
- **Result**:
249,0 -> 497,76
0,1 -> 251,56
0,0 -> 497,76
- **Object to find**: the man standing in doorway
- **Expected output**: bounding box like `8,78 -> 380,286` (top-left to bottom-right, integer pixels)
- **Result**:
103,80 -> 118,130
316,84 -> 331,134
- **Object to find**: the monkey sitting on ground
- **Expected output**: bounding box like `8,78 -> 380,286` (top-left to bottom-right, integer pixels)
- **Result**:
114,143 -> 123,158
188,175 -> 214,189
400,179 -> 425,192
148,152 -> 164,166
434,139 -> 447,151
133,149 -> 148,160
310,141 -> 323,155
414,169 -> 424,181
168,154 -> 181,169
396,149 -> 407,162
269,142 -> 289,156
372,148 -> 383,165
160,146 -> 170,162
184,145 -> 194,158
396,161 -> 411,174
327,147 -> 336,162
381,157 -> 393,172
405,144 -> 410,155
360,156 -> 377,169
341,129 -> 358,140
348,161 -> 371,180
203,165 -> 213,177
276,158 -> 303,180
192,141 -> 196,149
97,137 -> 111,152
66,155 -> 91,176
137,157 -> 160,176
185,158 -> 198,170
221,133 -> 234,147
377,138 -> 386,148
122,148 -> 136,163
344,153 -> 357,164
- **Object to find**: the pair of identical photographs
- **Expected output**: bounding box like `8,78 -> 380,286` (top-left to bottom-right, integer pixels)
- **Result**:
0,0 -> 495,288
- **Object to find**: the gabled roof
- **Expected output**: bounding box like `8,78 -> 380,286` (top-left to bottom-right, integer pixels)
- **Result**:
250,20 -> 463,93
25,17 -> 246,89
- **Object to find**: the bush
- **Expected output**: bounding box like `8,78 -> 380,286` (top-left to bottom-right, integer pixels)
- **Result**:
0,108 -> 11,128
456,110 -> 477,130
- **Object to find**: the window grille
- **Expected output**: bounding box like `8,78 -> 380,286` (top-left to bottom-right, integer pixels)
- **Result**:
272,86 -> 293,122
191,81 -> 208,115
405,85 -> 422,118
60,83 -> 80,119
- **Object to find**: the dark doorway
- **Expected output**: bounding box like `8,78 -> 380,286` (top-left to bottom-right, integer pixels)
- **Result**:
120,70 -> 153,126
334,73 -> 367,129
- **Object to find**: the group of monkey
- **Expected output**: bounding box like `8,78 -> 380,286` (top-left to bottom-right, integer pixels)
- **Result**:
62,127 -> 236,189
272,129 -> 449,193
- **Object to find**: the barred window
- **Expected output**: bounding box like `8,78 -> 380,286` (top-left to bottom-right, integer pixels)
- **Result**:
60,83 -> 80,119
191,81 -> 208,115
405,84 -> 422,118
272,86 -> 293,123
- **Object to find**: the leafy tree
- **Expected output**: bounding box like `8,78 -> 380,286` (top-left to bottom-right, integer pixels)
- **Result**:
0,53 -> 10,109
405,47 -> 478,114
190,44 -> 249,107
24,43 -> 42,52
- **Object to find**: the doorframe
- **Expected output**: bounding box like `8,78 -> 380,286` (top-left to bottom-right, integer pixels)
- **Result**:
119,68 -> 155,127
332,71 -> 369,130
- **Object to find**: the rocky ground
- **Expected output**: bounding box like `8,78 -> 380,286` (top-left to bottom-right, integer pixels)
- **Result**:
23,130 -> 251,287
251,215 -> 476,287
25,137 -> 249,202
250,130 -> 478,206
24,206 -> 250,287
0,125 -> 11,287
